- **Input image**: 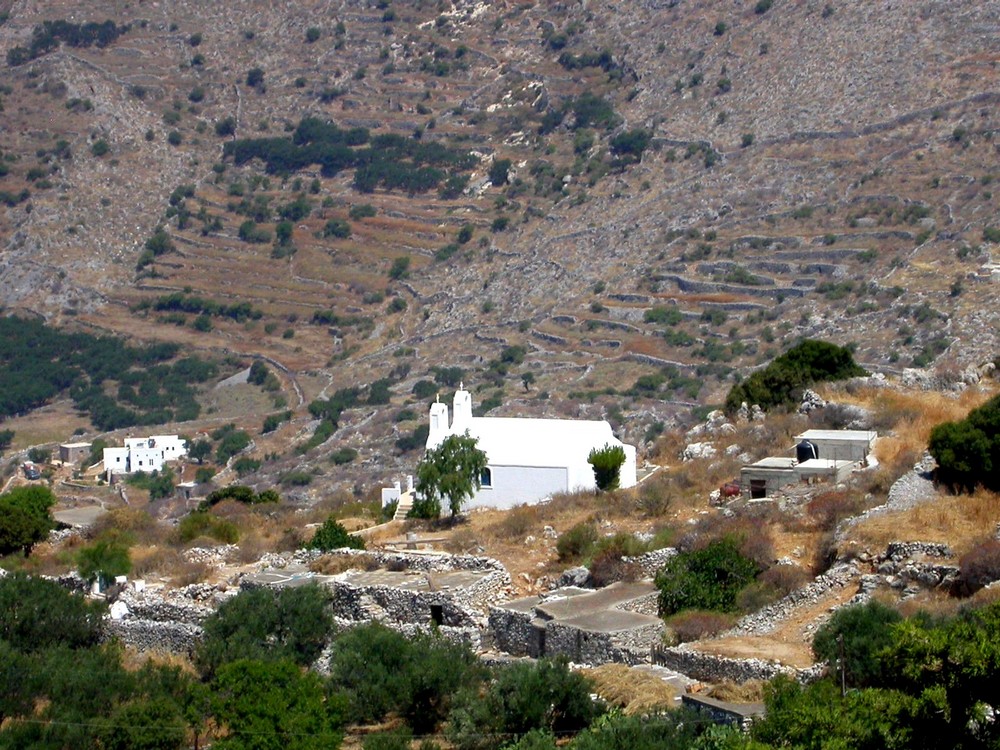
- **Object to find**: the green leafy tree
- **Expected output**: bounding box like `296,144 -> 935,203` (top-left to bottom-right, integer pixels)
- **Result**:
77,538 -> 132,585
0,572 -> 104,651
751,675 -> 919,750
724,339 -> 865,415
812,600 -> 902,688
413,433 -> 488,519
929,392 -> 1000,492
307,517 -> 364,551
329,624 -> 482,733
98,696 -> 187,750
0,485 -> 56,556
0,428 -> 14,453
196,584 -> 332,677
188,439 -> 212,464
447,658 -> 599,750
656,536 -> 760,615
489,158 -> 512,186
569,710 -> 706,750
212,659 -> 345,750
587,444 -> 626,491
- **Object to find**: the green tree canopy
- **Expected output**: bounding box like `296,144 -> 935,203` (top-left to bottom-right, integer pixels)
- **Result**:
656,536 -> 760,615
412,433 -> 488,519
77,537 -> 132,585
0,485 -> 56,556
587,443 -> 626,492
812,600 -> 902,688
724,339 -> 865,414
307,517 -> 364,551
211,659 -> 345,750
448,657 -> 600,750
328,623 -> 482,734
0,572 -> 104,651
196,584 -> 333,678
929,392 -> 1000,492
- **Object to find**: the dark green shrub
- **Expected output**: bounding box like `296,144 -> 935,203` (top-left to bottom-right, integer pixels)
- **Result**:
724,339 -> 865,414
349,204 -> 376,220
324,219 -> 351,238
587,443 -> 626,491
656,536 -> 760,615
447,658 -> 598,750
929,392 -> 1000,492
177,511 -> 239,544
489,158 -> 511,186
330,624 -> 482,733
389,256 -> 410,280
812,600 -> 902,688
196,584 -> 332,677
308,517 -> 364,551
556,523 -> 598,562
232,456 -> 261,476
330,447 -> 358,465
0,572 -> 104,651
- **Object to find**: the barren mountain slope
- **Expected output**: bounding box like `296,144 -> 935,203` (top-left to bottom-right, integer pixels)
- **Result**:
0,0 -> 998,479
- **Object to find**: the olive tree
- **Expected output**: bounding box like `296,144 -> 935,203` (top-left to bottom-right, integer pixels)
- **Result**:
412,433 -> 487,519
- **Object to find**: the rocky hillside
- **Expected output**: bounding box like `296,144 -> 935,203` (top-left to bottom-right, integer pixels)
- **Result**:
0,0 -> 998,488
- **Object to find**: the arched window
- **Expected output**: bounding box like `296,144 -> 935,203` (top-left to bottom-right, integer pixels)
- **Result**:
480,467 -> 492,488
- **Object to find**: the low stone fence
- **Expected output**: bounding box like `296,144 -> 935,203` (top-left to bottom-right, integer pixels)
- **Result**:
651,645 -> 824,684
104,618 -> 203,655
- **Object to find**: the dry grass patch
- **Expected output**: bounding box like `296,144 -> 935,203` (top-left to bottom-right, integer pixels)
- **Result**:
705,680 -> 766,703
584,664 -> 677,715
850,488 -> 1000,556
819,384 -> 997,464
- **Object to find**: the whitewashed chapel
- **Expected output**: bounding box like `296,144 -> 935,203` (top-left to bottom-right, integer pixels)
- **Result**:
425,386 -> 637,509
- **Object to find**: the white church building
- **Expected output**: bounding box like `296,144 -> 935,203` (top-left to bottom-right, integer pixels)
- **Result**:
425,386 -> 637,510
103,435 -> 188,479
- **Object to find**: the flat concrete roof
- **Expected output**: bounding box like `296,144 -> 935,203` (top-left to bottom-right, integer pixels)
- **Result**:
745,457 -> 797,469
499,595 -> 544,614
797,458 -> 853,470
61,442 -> 92,448
53,505 -> 107,528
796,429 -> 876,443
559,608 -> 662,634
682,694 -> 765,717
342,569 -> 488,591
243,565 -> 490,593
535,581 -> 657,621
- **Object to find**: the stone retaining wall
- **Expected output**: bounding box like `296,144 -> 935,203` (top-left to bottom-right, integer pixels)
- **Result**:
652,645 -> 824,684
487,606 -> 538,657
104,618 -> 203,655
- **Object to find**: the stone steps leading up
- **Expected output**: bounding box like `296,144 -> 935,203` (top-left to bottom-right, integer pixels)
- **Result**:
393,491 -> 413,522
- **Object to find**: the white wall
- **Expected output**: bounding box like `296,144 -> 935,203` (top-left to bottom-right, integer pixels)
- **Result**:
812,439 -> 870,462
467,465 -> 569,510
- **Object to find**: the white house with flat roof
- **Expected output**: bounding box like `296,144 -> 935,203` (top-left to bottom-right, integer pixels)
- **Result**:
794,429 -> 877,462
104,435 -> 187,479
425,386 -> 637,510
739,429 -> 877,498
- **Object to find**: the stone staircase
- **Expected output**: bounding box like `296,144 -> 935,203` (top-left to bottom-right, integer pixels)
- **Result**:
393,491 -> 413,521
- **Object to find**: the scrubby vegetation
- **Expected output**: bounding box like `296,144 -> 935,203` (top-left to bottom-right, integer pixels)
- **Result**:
224,116 -> 477,195
0,316 -> 218,429
725,339 -> 866,414
929,392 -> 1000,492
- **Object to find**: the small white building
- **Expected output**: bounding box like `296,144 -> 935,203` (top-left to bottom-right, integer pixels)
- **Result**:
794,429 -> 877,463
104,435 -> 188,479
424,386 -> 637,510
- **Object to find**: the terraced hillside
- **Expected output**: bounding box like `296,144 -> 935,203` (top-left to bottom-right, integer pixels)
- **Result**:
0,0 -> 998,487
